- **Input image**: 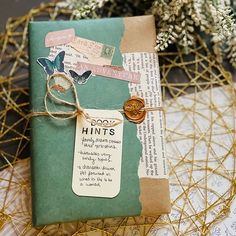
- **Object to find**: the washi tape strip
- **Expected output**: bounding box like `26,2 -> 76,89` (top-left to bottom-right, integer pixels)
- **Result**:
45,28 -> 75,48
76,62 -> 141,84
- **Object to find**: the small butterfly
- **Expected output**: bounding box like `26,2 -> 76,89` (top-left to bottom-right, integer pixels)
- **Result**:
69,70 -> 92,85
37,51 -> 65,76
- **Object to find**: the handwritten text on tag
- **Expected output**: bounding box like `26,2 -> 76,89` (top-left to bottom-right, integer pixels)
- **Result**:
72,109 -> 124,198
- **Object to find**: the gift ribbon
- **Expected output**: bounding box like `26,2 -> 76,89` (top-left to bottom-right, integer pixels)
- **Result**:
30,73 -> 164,127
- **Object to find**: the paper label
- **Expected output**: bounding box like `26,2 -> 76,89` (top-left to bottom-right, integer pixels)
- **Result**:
72,109 -> 124,198
69,36 -> 115,65
76,61 -> 141,83
123,52 -> 168,179
45,28 -> 75,47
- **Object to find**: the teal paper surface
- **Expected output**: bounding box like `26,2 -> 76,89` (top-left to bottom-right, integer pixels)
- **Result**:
29,18 -> 142,226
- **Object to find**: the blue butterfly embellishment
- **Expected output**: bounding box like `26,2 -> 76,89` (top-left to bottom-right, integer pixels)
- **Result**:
69,70 -> 92,85
37,51 -> 65,76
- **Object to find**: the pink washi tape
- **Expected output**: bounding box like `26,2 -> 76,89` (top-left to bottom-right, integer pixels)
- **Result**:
76,62 -> 141,84
45,28 -> 75,47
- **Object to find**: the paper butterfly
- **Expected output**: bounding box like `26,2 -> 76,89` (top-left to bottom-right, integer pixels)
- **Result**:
37,51 -> 65,76
69,70 -> 92,85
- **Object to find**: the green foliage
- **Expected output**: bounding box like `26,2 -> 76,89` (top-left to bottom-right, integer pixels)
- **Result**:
57,0 -> 236,68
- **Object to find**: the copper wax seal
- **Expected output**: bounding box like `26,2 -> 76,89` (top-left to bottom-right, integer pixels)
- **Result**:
123,96 -> 146,124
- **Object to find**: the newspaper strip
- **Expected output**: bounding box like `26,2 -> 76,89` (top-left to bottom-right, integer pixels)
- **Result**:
123,52 -> 168,179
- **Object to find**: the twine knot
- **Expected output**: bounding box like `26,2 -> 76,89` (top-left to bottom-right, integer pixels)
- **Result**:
42,73 -> 122,127
30,73 -> 163,127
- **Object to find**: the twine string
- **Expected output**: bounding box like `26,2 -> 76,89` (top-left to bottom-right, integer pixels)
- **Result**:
2,6 -> 235,234
44,73 -> 81,120
31,73 -> 164,127
44,74 -> 123,127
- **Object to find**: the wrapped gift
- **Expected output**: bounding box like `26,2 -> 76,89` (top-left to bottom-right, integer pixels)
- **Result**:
29,15 -> 171,226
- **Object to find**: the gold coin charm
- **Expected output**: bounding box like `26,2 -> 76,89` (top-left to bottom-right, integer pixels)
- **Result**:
123,96 -> 146,124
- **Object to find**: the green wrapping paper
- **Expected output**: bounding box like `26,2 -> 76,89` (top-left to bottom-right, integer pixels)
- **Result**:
29,16 -> 170,226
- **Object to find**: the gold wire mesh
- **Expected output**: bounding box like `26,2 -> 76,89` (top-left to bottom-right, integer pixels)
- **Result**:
0,2 -> 235,236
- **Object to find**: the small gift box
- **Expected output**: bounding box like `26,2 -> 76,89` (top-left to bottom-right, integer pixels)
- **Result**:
29,15 -> 171,226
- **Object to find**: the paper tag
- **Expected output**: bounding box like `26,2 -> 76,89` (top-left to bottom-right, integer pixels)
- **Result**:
76,62 -> 141,83
45,28 -> 75,47
72,109 -> 124,198
69,37 -> 115,65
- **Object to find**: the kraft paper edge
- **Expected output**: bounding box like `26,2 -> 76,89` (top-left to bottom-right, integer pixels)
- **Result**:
120,15 -> 171,215
120,15 -> 156,53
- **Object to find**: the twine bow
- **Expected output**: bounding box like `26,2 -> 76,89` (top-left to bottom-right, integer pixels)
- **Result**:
31,73 -> 123,127
30,73 -> 164,126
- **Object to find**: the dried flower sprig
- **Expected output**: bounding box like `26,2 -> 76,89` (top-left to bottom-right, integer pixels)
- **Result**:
56,0 -> 236,68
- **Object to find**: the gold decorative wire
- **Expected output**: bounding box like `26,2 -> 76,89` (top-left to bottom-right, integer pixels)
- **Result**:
0,2 -> 235,236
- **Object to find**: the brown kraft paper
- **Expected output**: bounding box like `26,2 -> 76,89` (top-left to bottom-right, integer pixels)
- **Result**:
120,15 -> 171,215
